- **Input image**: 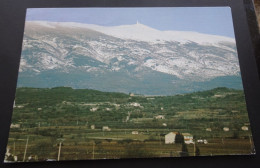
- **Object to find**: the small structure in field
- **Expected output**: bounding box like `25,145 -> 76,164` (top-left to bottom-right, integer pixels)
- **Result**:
241,126 -> 249,131
132,131 -> 139,135
130,102 -> 141,107
154,115 -> 165,119
37,108 -> 42,111
102,126 -> 111,131
114,104 -> 120,107
182,133 -> 194,144
197,139 -> 208,144
162,123 -> 167,127
10,123 -> 20,128
91,125 -> 95,129
130,93 -> 135,97
105,108 -> 111,111
206,128 -> 212,132
17,105 -> 24,108
90,107 -> 98,112
223,127 -> 229,132
213,94 -> 225,98
165,132 -> 178,144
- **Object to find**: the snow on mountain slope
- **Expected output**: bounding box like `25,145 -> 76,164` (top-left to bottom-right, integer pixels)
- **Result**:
20,21 -> 240,83
30,21 -> 235,45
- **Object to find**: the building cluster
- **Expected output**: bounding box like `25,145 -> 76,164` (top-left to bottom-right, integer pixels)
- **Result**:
165,132 -> 194,144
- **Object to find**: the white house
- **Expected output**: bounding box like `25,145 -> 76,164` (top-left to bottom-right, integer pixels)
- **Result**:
154,115 -> 165,119
206,128 -> 212,132
90,107 -> 98,112
182,133 -> 194,144
130,93 -> 135,97
10,123 -> 20,128
241,126 -> 249,131
165,132 -> 178,144
132,131 -> 139,135
223,127 -> 229,132
197,139 -> 208,144
91,125 -> 95,129
105,108 -> 111,111
130,102 -> 141,107
102,126 -> 111,131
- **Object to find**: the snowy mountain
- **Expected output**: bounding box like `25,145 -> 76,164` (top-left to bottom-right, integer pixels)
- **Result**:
33,21 -> 235,45
17,21 -> 243,95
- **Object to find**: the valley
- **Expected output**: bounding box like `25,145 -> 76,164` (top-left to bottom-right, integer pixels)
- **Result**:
6,87 -> 254,161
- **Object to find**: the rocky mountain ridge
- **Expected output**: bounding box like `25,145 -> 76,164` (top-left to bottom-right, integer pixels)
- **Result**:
17,21 -> 243,95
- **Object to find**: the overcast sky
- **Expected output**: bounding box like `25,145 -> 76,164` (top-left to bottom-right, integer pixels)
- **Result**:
26,7 -> 235,38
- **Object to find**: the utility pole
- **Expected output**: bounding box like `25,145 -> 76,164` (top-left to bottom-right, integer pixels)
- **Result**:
13,141 -> 15,156
193,142 -> 196,156
248,134 -> 254,152
249,134 -> 252,146
92,142 -> 95,159
57,138 -> 65,161
23,136 -> 29,162
58,141 -> 62,161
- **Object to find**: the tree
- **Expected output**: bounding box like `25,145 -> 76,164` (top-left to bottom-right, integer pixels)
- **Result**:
105,139 -> 112,143
94,140 -> 102,145
195,146 -> 200,156
180,143 -> 189,157
175,132 -> 184,144
232,131 -> 239,139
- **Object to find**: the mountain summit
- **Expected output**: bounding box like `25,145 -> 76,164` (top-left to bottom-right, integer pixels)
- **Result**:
32,21 -> 235,44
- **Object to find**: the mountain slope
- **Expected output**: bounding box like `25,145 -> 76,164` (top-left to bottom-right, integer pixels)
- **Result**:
17,21 -> 243,95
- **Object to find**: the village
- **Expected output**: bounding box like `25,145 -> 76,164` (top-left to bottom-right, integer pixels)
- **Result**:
5,87 -> 254,161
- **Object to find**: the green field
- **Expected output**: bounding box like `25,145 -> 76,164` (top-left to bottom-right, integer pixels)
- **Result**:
6,87 -> 254,161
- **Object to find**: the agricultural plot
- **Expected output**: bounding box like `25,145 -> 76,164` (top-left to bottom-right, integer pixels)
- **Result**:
6,87 -> 254,161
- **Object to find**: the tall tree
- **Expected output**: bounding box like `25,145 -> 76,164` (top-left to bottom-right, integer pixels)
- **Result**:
180,143 -> 189,157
